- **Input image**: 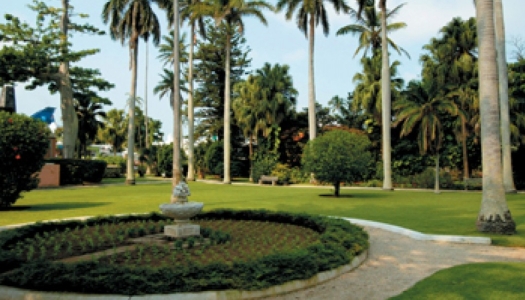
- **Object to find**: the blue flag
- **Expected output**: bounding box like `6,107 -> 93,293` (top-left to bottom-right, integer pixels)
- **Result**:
31,107 -> 55,125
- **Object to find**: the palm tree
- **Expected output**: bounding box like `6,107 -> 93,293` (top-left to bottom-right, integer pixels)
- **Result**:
394,80 -> 461,193
276,0 -> 349,143
336,2 -> 408,58
97,108 -> 127,155
475,0 -> 515,234
181,0 -> 207,182
196,0 -> 274,184
75,97 -> 107,158
102,0 -> 161,185
494,0 -> 516,193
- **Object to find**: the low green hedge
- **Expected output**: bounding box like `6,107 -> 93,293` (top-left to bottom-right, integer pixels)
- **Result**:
0,210 -> 368,295
45,159 -> 107,184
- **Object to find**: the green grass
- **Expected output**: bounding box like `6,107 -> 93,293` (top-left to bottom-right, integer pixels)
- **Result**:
1,182 -> 524,247
391,262 -> 525,300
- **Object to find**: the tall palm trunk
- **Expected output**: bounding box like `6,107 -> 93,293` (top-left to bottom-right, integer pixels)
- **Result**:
59,0 -> 77,159
308,13 -> 316,141
172,0 -> 183,191
249,135 -> 253,182
475,0 -> 515,234
187,22 -> 196,181
495,0 -> 516,193
461,115 -> 469,181
223,32 -> 232,184
145,41 -> 151,175
434,152 -> 440,194
126,38 -> 138,185
380,1 -> 392,190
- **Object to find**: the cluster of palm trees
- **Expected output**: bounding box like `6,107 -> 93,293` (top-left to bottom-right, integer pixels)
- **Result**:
99,0 -> 515,234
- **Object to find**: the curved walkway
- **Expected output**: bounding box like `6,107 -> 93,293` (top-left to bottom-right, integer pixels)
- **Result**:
267,225 -> 525,300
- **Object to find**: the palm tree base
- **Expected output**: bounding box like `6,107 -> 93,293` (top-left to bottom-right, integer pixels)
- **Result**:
505,189 -> 517,194
382,188 -> 394,191
476,212 -> 516,234
222,181 -> 232,185
125,179 -> 136,185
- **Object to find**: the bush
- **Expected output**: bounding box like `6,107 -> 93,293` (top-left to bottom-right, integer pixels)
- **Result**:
158,143 -> 188,178
204,141 -> 244,178
289,167 -> 310,184
271,163 -> 292,184
46,159 -> 107,184
0,112 -> 50,207
0,210 -> 368,294
302,130 -> 373,196
252,153 -> 278,183
95,156 -> 126,174
412,167 -> 454,189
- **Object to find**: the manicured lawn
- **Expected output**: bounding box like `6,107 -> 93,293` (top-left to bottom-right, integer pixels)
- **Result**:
1,182 -> 524,247
391,262 -> 525,300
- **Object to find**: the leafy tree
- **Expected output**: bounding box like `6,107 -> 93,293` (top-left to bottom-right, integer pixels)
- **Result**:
302,130 -> 372,197
102,0 -> 162,185
276,0 -> 349,143
0,112 -> 50,207
195,0 -> 273,184
193,21 -> 251,145
421,17 -> 478,180
0,0 -> 105,158
475,0 -> 515,234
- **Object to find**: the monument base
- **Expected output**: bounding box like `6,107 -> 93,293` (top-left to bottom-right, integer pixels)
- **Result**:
164,224 -> 200,238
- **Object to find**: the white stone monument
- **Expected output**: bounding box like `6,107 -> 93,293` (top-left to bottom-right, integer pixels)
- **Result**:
159,181 -> 203,238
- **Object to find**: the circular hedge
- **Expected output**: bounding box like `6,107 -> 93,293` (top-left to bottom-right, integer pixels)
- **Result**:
0,209 -> 368,296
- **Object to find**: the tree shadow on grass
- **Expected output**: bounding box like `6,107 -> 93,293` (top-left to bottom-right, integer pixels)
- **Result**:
318,192 -> 389,199
15,202 -> 112,211
319,194 -> 355,198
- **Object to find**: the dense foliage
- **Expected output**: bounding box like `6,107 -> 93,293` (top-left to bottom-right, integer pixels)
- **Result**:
0,112 -> 50,207
0,210 -> 368,295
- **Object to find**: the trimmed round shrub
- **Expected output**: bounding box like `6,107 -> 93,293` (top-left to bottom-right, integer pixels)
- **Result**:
302,130 -> 373,196
0,111 -> 50,207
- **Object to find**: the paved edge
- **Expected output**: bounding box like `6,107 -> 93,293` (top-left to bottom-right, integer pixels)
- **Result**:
0,251 -> 368,300
341,217 -> 492,245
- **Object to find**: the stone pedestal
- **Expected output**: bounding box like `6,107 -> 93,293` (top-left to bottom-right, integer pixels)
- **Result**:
164,224 -> 200,238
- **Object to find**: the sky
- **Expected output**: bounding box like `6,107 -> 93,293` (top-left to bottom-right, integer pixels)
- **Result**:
2,0 -> 524,143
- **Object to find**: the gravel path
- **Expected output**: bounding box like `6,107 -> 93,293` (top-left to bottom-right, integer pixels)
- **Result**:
267,226 -> 525,300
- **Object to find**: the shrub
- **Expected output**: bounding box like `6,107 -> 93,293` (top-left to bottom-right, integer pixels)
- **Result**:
0,210 -> 368,294
271,163 -> 292,184
95,156 -> 126,174
0,112 -> 50,207
302,130 -> 373,196
412,167 -> 454,189
46,159 -> 107,184
203,141 -> 244,178
252,153 -> 278,183
158,143 -> 188,178
289,167 -> 310,184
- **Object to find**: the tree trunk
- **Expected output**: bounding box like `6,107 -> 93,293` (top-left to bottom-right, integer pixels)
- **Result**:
125,3 -> 140,185
475,0 -> 515,234
334,181 -> 340,197
249,135 -> 253,182
434,152 -> 440,194
223,32 -> 232,184
145,41 -> 151,176
187,22 -> 196,181
461,114 -> 470,181
59,0 -> 77,159
172,0 -> 183,194
494,0 -> 516,193
308,13 -> 317,141
380,1 -> 392,190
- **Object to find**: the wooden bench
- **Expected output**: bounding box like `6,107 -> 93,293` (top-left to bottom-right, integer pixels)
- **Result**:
464,177 -> 482,190
104,165 -> 122,178
259,175 -> 278,186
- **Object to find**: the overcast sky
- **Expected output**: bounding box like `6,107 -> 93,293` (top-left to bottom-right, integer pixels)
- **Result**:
2,0 -> 523,143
